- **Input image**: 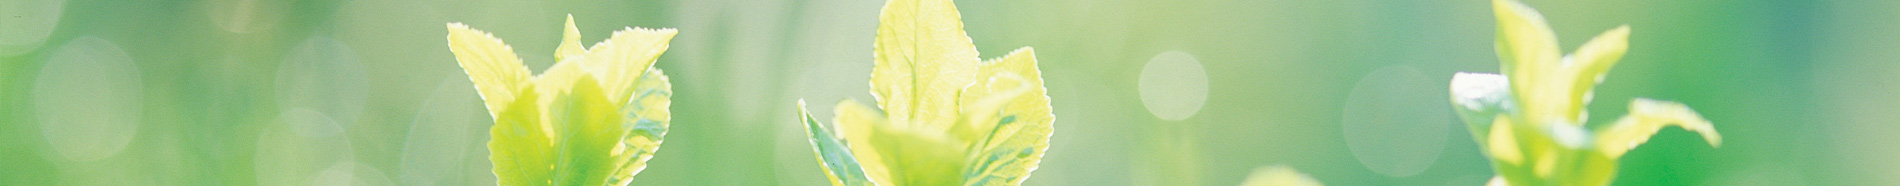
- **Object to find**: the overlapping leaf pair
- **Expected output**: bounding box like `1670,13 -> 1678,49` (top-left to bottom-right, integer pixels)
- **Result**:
795,0 -> 1055,185
1451,0 -> 1722,185
446,15 -> 676,186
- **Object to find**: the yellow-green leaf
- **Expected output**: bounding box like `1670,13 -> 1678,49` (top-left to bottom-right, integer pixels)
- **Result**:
488,84 -> 553,186
959,48 -> 1053,186
1593,98 -> 1721,158
1561,25 -> 1629,121
556,15 -> 586,61
1491,0 -> 1560,111
575,27 -> 676,104
870,0 -> 980,130
606,68 -> 672,185
550,75 -> 623,186
446,23 -> 532,117
838,99 -> 967,186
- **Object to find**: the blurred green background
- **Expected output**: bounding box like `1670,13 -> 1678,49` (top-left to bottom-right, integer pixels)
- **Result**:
0,0 -> 1874,185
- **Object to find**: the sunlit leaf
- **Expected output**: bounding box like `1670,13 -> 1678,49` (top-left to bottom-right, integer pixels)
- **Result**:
870,0 -> 980,130
446,23 -> 532,117
1491,0 -> 1560,117
446,15 -> 677,186
959,48 -> 1053,186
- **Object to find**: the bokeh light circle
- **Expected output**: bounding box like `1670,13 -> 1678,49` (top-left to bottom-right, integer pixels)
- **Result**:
400,77 -> 492,186
201,0 -> 287,33
0,0 -> 64,56
255,108 -> 355,186
274,37 -> 369,123
1341,66 -> 1451,177
32,36 -> 142,162
312,162 -> 396,186
1137,51 -> 1210,121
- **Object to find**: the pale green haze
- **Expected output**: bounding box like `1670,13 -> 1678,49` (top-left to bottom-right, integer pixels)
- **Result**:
0,0 -> 1878,185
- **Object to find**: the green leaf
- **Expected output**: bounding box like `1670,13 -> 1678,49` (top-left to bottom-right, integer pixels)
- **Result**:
489,84 -> 554,186
550,75 -> 623,186
800,100 -> 876,186
605,68 -> 672,185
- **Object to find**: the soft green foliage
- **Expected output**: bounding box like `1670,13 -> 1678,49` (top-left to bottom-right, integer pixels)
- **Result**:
795,0 -> 1055,185
446,15 -> 676,186
1450,0 -> 1723,185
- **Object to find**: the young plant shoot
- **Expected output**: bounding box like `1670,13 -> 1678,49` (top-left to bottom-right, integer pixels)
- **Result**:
1452,0 -> 1722,185
795,0 -> 1055,185
446,15 -> 677,186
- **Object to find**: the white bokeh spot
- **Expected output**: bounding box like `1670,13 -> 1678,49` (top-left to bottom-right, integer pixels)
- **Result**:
274,37 -> 369,123
33,36 -> 142,162
399,77 -> 492,186
255,108 -> 355,186
1137,51 -> 1210,121
0,0 -> 64,56
1341,66 -> 1452,177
